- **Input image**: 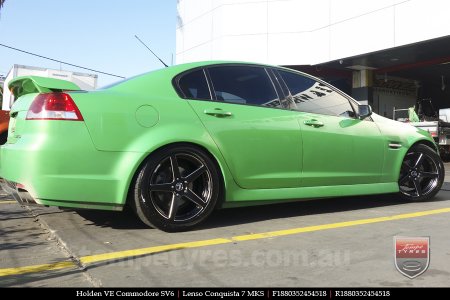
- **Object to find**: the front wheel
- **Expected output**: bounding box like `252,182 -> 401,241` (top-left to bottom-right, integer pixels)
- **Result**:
399,144 -> 444,202
131,145 -> 221,232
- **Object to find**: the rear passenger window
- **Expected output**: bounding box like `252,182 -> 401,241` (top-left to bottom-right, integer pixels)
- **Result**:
208,66 -> 282,108
178,69 -> 211,100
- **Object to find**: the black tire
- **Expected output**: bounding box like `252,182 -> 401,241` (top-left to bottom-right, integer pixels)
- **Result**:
399,144 -> 444,202
131,145 -> 221,232
0,132 -> 7,145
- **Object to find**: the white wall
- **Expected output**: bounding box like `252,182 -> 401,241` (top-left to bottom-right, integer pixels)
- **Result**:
176,0 -> 450,65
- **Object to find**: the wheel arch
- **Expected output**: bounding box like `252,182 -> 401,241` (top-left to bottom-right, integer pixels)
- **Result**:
122,141 -> 229,209
410,139 -> 439,154
385,138 -> 439,185
398,140 -> 444,201
394,139 -> 439,177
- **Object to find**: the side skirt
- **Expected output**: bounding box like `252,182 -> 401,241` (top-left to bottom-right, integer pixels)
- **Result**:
223,182 -> 399,208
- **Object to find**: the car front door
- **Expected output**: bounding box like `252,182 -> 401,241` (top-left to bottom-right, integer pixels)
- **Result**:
276,69 -> 385,187
177,65 -> 302,189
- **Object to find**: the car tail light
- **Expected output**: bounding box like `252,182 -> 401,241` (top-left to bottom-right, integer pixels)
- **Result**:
26,93 -> 84,121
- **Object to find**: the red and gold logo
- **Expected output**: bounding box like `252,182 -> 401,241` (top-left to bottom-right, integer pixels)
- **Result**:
394,236 -> 430,279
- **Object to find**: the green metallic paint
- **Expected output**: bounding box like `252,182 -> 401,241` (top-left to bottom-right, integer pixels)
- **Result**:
0,61 -> 439,212
2,109 -> 143,205
135,105 -> 159,128
298,112 -> 385,186
9,76 -> 81,99
222,182 -> 399,207
371,113 -> 434,183
188,100 -> 302,189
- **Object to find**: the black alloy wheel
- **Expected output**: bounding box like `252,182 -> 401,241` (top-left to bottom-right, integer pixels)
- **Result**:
132,145 -> 221,232
399,144 -> 444,201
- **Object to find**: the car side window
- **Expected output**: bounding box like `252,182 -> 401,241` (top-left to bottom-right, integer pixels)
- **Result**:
278,70 -> 355,118
208,66 -> 282,108
178,69 -> 211,100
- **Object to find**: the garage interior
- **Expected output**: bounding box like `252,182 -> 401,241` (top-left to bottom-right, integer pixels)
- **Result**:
287,35 -> 450,121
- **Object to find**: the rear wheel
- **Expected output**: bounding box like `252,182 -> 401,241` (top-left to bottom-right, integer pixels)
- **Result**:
131,145 -> 221,232
399,144 -> 444,201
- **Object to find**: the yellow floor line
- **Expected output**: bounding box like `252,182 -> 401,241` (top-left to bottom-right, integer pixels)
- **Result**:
0,200 -> 16,204
0,261 -> 76,277
232,207 -> 450,241
80,238 -> 232,264
1,207 -> 450,277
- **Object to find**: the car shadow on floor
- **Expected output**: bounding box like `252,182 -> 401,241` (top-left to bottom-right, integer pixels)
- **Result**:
198,192 -> 448,230
71,191 -> 449,231
73,207 -> 149,230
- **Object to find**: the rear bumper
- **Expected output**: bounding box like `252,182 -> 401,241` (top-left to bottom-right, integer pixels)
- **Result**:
1,177 -> 124,211
0,178 -> 38,206
0,120 -> 144,211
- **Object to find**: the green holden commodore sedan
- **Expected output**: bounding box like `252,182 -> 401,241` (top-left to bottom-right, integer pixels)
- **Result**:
0,61 -> 444,231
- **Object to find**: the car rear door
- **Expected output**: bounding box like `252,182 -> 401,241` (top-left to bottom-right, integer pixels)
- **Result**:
276,69 -> 385,187
177,65 -> 303,189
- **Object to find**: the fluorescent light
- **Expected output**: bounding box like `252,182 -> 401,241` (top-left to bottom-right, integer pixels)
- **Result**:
346,65 -> 376,71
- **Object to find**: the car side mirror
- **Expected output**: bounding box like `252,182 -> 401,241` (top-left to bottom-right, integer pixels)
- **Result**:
358,104 -> 372,120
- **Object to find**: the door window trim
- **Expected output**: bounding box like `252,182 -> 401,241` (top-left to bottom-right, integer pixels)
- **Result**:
173,63 -> 291,111
173,63 -> 371,119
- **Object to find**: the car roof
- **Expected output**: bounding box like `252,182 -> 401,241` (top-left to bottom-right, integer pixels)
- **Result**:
103,60 -> 295,90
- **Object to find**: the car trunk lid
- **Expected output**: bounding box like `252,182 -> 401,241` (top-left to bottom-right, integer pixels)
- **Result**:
7,76 -> 82,144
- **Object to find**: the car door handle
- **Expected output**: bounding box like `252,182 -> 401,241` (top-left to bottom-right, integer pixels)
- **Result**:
304,119 -> 324,128
204,109 -> 233,117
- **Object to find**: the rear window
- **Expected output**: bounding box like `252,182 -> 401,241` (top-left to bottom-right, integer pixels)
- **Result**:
178,69 -> 211,100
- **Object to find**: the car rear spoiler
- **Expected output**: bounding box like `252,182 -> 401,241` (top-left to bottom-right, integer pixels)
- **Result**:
8,76 -> 82,99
